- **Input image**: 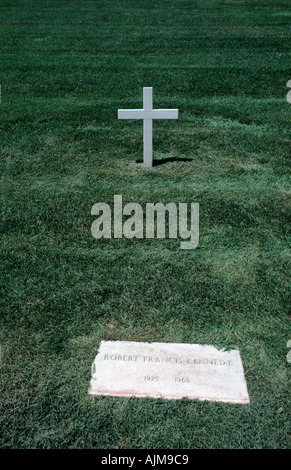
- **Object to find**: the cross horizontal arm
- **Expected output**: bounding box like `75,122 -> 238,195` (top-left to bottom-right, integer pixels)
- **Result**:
151,109 -> 178,119
118,109 -> 179,120
118,109 -> 145,119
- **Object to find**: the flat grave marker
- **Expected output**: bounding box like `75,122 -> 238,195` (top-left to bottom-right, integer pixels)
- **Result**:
88,340 -> 250,404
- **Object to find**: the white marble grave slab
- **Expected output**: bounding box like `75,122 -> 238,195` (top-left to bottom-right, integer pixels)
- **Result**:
88,341 -> 249,404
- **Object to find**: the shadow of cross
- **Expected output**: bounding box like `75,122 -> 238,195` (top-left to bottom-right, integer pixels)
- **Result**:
118,87 -> 179,167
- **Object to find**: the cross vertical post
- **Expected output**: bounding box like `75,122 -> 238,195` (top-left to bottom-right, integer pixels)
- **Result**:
143,87 -> 153,167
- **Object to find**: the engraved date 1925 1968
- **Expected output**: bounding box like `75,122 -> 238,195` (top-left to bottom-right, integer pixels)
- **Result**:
144,376 -> 190,383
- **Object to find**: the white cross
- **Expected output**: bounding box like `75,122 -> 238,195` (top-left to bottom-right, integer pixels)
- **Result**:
118,87 -> 178,167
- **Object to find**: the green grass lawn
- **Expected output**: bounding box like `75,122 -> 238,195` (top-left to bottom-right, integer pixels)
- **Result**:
0,0 -> 290,449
